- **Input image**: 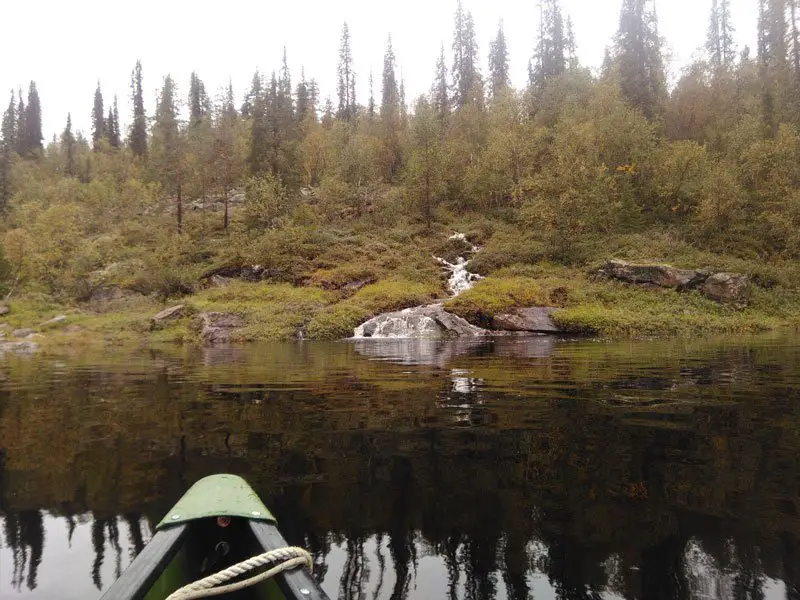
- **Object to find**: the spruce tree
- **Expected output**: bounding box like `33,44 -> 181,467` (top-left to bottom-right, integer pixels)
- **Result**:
615,0 -> 666,119
530,0 -> 566,90
111,96 -> 121,148
367,71 -> 376,118
214,80 -> 241,229
707,0 -> 736,71
381,36 -> 400,119
791,0 -> 800,80
432,44 -> 450,123
296,68 -> 311,122
381,36 -> 402,179
452,1 -> 481,108
92,82 -> 105,150
152,75 -> 183,232
189,72 -> 209,126
489,22 -> 511,98
62,113 -> 76,177
0,92 -> 16,208
248,73 -> 268,174
105,95 -> 121,149
566,16 -> 578,70
129,60 -> 147,156
22,82 -> 43,156
337,22 -> 357,120
15,90 -> 25,156
242,71 -> 262,119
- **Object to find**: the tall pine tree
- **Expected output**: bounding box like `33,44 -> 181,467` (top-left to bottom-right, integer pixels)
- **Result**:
706,0 -> 736,72
489,22 -> 511,98
189,72 -> 209,126
15,90 -> 25,156
452,1 -> 481,108
530,0 -> 566,90
432,44 -> 450,123
62,113 -> 75,177
248,73 -> 268,174
152,75 -> 184,232
381,35 -> 402,180
615,0 -> 666,119
106,96 -> 121,149
129,60 -> 147,156
92,83 -> 105,150
0,93 -> 16,208
20,82 -> 43,157
337,23 -> 357,120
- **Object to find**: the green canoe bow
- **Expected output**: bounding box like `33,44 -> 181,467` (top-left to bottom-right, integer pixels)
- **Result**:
156,474 -> 276,530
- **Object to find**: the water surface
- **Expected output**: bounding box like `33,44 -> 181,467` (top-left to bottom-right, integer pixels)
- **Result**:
1,335 -> 800,599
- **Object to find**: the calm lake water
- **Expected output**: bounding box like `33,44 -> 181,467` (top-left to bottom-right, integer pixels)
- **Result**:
2,334 -> 800,599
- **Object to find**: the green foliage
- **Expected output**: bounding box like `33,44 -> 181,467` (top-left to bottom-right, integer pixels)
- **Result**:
244,174 -> 292,229
192,282 -> 330,342
7,11 -> 800,345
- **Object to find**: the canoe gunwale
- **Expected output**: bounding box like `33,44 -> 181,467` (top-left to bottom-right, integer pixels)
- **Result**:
249,520 -> 331,600
98,523 -> 188,600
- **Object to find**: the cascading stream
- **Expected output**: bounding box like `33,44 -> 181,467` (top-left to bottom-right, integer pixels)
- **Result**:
352,234 -> 484,339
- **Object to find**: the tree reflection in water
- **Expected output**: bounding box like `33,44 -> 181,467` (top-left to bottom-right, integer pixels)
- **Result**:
1,337 -> 800,598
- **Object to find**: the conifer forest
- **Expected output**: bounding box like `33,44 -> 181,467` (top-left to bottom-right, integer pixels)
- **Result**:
2,0 -> 800,343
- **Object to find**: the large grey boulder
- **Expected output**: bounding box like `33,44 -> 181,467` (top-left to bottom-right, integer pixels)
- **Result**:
355,304 -> 487,339
701,273 -> 752,306
598,260 -> 709,290
195,312 -> 243,345
492,307 -> 560,333
151,305 -> 186,329
598,260 -> 752,307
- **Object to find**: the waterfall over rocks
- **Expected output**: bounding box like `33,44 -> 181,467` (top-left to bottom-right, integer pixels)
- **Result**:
352,233 -> 485,339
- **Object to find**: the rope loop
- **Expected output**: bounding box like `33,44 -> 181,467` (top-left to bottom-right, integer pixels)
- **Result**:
166,546 -> 313,600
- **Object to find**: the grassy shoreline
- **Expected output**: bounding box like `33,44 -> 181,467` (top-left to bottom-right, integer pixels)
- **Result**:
6,260 -> 800,352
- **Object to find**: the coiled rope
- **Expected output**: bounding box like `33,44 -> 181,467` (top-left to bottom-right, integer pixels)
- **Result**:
165,546 -> 313,600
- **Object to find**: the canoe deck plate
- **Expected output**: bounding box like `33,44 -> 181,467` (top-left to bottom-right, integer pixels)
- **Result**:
157,474 -> 275,530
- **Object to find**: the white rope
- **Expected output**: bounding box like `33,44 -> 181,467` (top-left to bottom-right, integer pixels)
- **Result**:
165,546 -> 313,600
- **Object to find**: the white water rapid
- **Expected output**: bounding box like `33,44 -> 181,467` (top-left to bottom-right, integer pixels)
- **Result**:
352,233 -> 483,339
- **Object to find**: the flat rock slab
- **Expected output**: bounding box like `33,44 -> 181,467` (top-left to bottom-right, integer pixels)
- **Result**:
598,260 -> 709,289
0,341 -> 39,355
195,312 -> 244,345
598,260 -> 752,307
152,305 -> 186,329
493,307 -> 560,333
40,315 -> 67,327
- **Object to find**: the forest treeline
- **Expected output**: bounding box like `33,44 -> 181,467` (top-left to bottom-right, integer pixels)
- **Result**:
1,0 -> 800,301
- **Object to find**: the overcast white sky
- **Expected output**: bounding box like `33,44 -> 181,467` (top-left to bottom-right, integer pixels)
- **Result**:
0,0 -> 758,140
